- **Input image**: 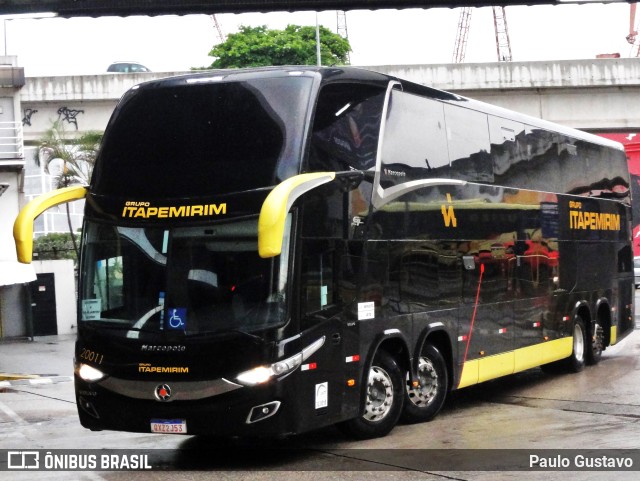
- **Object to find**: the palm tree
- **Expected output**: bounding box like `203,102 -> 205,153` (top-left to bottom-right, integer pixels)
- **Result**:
35,121 -> 103,259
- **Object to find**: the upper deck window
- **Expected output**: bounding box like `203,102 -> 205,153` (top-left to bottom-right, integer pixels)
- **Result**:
380,89 -> 450,187
92,76 -> 313,198
308,83 -> 385,172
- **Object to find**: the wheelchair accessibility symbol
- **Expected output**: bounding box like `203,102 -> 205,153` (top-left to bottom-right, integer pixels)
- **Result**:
166,308 -> 187,330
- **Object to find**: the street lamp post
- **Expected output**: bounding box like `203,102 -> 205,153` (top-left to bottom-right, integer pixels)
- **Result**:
316,13 -> 321,66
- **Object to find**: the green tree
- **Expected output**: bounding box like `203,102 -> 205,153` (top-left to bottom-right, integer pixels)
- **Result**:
35,121 -> 103,259
206,24 -> 351,69
33,232 -> 78,262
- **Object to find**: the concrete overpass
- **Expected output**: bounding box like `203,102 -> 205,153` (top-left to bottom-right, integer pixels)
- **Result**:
19,57 -> 640,144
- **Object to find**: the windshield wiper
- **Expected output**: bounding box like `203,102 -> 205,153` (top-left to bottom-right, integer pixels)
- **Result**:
82,321 -> 156,335
186,328 -> 265,344
227,329 -> 265,344
127,305 -> 163,339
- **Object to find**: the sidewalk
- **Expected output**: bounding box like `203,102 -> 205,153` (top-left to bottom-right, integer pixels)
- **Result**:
0,334 -> 75,383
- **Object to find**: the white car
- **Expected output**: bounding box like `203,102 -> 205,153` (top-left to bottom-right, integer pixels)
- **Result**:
107,62 -> 150,73
634,257 -> 640,288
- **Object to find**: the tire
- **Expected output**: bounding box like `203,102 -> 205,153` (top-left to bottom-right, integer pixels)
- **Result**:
567,317 -> 587,373
585,321 -> 603,366
401,344 -> 448,424
339,350 -> 404,440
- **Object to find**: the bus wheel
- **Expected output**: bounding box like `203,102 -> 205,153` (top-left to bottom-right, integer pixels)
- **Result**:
567,317 -> 586,373
586,322 -> 603,366
339,350 -> 404,439
402,344 -> 448,424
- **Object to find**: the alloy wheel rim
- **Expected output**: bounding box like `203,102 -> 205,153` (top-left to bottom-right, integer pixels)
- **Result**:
363,365 -> 394,422
406,357 -> 438,407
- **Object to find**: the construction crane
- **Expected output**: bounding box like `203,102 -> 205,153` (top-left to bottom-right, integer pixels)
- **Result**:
452,6 -> 512,63
336,10 -> 351,63
627,3 -> 640,57
211,14 -> 225,43
492,6 -> 512,62
452,7 -> 472,63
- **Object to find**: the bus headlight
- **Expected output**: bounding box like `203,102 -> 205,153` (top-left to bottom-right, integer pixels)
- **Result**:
234,336 -> 325,387
235,353 -> 303,386
76,362 -> 107,382
235,366 -> 274,386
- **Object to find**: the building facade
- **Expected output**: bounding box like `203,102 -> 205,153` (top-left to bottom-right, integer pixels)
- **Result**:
0,55 -> 35,337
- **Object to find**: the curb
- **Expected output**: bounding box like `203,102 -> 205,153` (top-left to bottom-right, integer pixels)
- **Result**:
0,375 -> 73,387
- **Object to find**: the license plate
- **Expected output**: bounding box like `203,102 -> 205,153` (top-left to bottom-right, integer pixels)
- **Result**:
150,419 -> 187,434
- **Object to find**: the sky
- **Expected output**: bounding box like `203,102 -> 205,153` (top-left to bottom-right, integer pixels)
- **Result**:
1,2 -> 637,77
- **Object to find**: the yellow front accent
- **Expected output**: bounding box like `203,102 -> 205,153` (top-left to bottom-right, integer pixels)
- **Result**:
457,359 -> 479,388
458,337 -> 575,389
258,172 -> 335,258
13,185 -> 87,264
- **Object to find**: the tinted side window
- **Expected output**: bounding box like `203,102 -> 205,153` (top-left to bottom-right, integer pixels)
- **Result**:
445,105 -> 493,183
561,138 -> 630,198
380,90 -> 449,188
489,116 -> 526,186
309,83 -> 385,172
502,126 -> 561,193
299,239 -> 362,324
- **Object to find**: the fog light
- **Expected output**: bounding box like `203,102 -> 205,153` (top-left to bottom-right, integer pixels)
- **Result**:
78,396 -> 100,419
246,401 -> 281,424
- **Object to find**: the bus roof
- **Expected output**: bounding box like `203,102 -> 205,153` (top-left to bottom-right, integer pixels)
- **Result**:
131,66 -> 624,152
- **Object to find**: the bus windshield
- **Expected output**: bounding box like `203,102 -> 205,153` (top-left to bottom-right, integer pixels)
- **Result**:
91,75 -> 313,198
79,216 -> 290,337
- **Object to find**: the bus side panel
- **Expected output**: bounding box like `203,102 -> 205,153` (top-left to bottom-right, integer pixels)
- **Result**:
283,320 -> 362,434
558,196 -> 633,344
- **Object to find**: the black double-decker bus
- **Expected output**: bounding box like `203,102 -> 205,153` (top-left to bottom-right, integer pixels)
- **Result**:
14,67 -> 634,439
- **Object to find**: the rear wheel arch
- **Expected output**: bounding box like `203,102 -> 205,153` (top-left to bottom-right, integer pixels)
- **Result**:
414,328 -> 453,388
595,299 -> 612,347
371,335 -> 411,376
574,303 -> 591,329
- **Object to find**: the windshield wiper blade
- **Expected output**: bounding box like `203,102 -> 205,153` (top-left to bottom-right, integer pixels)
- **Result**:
186,328 -> 264,344
83,321 -> 155,334
127,305 -> 164,339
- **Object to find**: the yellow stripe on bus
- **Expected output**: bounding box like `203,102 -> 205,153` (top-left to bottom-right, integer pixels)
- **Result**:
457,337 -> 574,389
610,325 -> 618,345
